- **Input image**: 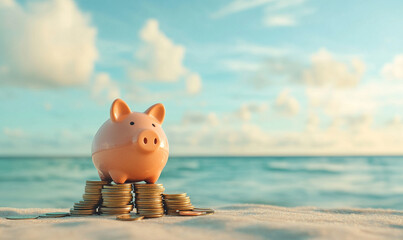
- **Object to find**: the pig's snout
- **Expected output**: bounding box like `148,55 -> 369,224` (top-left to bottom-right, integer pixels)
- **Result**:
138,129 -> 160,152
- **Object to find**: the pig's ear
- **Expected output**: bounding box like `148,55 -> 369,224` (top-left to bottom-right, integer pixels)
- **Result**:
110,99 -> 131,122
145,103 -> 165,124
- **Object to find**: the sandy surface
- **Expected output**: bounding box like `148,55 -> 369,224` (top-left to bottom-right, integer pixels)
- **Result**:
1,204 -> 403,240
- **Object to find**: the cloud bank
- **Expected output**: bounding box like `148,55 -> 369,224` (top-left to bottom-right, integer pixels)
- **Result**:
0,0 -> 97,87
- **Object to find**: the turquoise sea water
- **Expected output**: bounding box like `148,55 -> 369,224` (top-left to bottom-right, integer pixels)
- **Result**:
0,156 -> 403,210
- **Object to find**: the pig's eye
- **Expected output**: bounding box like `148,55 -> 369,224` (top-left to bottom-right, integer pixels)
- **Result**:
130,121 -> 135,125
152,123 -> 156,127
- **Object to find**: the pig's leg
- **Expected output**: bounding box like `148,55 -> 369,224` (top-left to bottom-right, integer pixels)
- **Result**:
145,174 -> 160,184
109,170 -> 128,184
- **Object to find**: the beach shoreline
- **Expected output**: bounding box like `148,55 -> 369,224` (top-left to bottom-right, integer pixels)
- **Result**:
1,204 -> 403,239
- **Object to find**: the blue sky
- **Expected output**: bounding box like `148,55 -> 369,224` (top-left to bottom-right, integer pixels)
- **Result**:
1,0 -> 403,156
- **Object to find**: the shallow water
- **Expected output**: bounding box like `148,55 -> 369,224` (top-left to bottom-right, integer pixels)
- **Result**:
0,156 -> 403,210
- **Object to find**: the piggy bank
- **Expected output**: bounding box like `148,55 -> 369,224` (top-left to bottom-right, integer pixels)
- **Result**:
91,99 -> 169,184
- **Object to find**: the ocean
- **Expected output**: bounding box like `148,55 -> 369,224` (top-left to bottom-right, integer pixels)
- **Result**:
1,156 -> 403,210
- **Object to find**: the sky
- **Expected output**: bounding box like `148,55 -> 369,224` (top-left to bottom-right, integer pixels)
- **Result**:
1,0 -> 403,156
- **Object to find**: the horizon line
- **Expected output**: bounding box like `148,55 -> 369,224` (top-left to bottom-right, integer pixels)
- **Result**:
1,154 -> 403,159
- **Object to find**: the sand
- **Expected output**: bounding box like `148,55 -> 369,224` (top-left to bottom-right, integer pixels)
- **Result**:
1,204 -> 403,240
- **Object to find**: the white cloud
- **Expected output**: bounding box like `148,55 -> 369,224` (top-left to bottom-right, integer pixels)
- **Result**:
220,59 -> 261,72
236,103 -> 268,121
130,19 -> 186,82
212,0 -> 312,28
274,89 -> 300,116
232,42 -> 288,56
3,127 -> 25,138
382,54 -> 403,80
185,73 -> 202,94
182,112 -> 218,126
129,19 -> 203,96
0,0 -> 97,87
306,113 -> 319,131
302,48 -> 365,88
92,73 -> 120,102
161,103 -> 403,155
211,0 -> 273,18
263,15 -> 296,26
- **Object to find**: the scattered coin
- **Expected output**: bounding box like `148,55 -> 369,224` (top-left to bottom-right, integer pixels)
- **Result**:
179,211 -> 206,216
193,208 -> 215,215
38,214 -> 67,218
142,214 -> 164,218
116,214 -> 144,221
45,212 -> 70,216
6,215 -> 39,220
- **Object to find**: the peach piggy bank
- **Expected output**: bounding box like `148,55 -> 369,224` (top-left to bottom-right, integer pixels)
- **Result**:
91,99 -> 169,184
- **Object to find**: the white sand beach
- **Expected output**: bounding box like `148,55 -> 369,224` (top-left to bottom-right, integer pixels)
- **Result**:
1,204 -> 403,240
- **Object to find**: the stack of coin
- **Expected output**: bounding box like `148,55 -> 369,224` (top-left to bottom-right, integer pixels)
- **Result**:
163,193 -> 194,215
99,183 -> 134,215
70,180 -> 108,215
134,183 -> 165,218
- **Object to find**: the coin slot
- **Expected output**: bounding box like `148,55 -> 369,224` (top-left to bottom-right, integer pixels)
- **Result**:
143,138 -> 148,144
154,138 -> 157,144
152,123 -> 156,127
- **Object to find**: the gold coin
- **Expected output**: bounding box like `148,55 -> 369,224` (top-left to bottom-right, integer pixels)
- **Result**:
134,183 -> 163,187
100,210 -> 132,214
73,204 -> 98,208
86,180 -> 109,184
105,183 -> 132,187
135,190 -> 164,194
102,194 -> 132,197
116,214 -> 144,221
164,200 -> 191,204
100,206 -> 133,211
163,193 -> 187,198
6,215 -> 39,220
141,214 -> 163,218
83,194 -> 101,198
45,212 -> 70,216
166,206 -> 194,211
85,189 -> 102,192
135,198 -> 162,202
103,186 -> 132,190
102,200 -> 132,204
102,188 -> 132,192
165,203 -> 194,207
135,194 -> 161,199
39,214 -> 67,218
179,211 -> 205,216
193,208 -> 214,214
137,209 -> 164,213
101,212 -> 130,215
164,196 -> 190,201
135,204 -> 163,209
137,211 -> 164,216
102,204 -> 133,208
166,210 -> 180,215
103,196 -> 133,202
85,185 -> 105,189
73,206 -> 97,210
79,200 -> 100,204
70,211 -> 95,215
